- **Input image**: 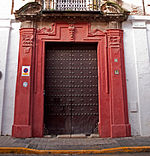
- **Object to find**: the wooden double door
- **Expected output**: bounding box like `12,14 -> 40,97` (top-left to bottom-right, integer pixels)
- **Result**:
44,42 -> 99,135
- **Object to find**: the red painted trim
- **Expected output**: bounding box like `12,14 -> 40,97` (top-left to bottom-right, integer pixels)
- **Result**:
106,29 -> 131,137
32,40 -> 45,137
12,28 -> 36,138
12,23 -> 131,138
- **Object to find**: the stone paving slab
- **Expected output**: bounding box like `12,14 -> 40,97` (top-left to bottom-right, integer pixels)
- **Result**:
0,136 -> 150,150
1,154 -> 150,156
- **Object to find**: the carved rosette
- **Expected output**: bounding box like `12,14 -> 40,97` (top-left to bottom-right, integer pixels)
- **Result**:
68,24 -> 75,40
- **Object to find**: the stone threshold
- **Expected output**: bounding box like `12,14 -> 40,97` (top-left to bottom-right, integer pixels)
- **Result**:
44,134 -> 99,138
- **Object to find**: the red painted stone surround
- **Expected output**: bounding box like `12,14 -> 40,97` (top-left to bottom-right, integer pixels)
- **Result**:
12,23 -> 131,138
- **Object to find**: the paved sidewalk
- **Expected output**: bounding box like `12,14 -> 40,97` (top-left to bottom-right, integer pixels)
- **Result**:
0,136 -> 150,150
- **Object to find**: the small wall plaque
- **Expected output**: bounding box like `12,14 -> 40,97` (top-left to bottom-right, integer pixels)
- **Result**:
114,59 -> 118,62
22,66 -> 30,76
115,70 -> 119,75
23,82 -> 28,87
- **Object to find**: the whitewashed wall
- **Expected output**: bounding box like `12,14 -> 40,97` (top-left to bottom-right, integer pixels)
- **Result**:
0,0 -> 20,135
122,0 -> 150,15
1,20 -> 20,135
0,18 -> 11,135
123,16 -> 150,136
13,0 -> 35,12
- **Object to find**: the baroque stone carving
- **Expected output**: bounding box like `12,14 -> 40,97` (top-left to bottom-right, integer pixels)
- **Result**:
22,34 -> 33,47
24,47 -> 31,54
14,1 -> 129,22
68,24 -> 75,40
109,36 -> 120,47
15,2 -> 42,18
38,23 -> 56,36
87,24 -> 105,37
101,1 -> 128,14
88,29 -> 104,37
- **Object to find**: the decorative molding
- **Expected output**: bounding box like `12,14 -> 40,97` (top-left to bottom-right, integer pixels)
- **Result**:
37,23 -> 106,41
88,29 -> 105,37
101,1 -> 128,14
0,26 -> 11,28
68,24 -> 75,40
109,36 -> 120,47
132,21 -> 146,28
14,1 -> 129,22
24,47 -> 31,54
15,2 -> 42,18
13,22 -> 130,138
37,23 -> 56,36
128,15 -> 150,21
88,24 -> 105,37
22,34 -> 33,47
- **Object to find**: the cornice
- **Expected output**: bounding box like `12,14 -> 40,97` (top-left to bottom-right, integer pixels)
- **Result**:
15,2 -> 130,23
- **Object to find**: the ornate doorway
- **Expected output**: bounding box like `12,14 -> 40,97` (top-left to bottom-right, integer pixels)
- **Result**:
12,23 -> 131,138
44,42 -> 99,135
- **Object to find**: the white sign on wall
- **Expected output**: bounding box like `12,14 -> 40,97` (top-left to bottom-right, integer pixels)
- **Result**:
22,66 -> 30,76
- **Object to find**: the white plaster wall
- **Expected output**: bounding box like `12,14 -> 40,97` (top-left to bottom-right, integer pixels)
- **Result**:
122,20 -> 140,136
123,16 -> 150,136
0,18 -> 20,135
144,0 -> 150,15
13,0 -> 35,12
1,19 -> 20,135
122,0 -> 142,11
0,18 -> 11,135
0,0 -> 11,18
0,0 -> 20,135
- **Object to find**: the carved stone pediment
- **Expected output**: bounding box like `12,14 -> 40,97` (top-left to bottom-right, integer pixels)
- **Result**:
15,1 -> 129,22
101,1 -> 129,14
15,2 -> 42,20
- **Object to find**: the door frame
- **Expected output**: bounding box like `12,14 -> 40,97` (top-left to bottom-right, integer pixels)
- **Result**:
12,23 -> 131,138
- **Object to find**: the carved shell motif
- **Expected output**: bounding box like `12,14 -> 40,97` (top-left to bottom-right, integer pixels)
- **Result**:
101,2 -> 125,14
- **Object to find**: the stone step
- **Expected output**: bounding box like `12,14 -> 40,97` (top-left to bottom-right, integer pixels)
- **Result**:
71,134 -> 86,138
44,134 -> 99,138
88,134 -> 99,138
57,135 -> 71,138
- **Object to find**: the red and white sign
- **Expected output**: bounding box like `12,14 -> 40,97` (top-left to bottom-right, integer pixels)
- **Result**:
22,66 -> 30,76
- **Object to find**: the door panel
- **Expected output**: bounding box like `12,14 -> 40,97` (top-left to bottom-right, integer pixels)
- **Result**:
44,42 -> 98,135
45,46 -> 72,134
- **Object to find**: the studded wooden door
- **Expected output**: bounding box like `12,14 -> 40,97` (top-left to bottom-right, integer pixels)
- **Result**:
44,42 -> 99,135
